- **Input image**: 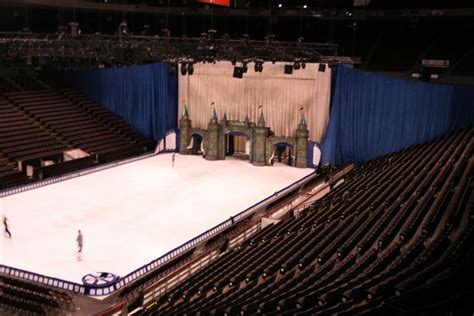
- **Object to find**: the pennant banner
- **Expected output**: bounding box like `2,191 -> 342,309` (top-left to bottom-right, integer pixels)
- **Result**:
195,0 -> 230,6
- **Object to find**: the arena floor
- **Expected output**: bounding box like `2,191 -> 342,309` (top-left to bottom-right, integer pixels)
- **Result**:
0,153 -> 312,284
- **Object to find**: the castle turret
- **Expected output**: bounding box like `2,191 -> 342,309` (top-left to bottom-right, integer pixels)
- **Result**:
179,106 -> 192,154
206,109 -> 221,160
221,112 -> 227,125
252,111 -> 268,166
295,114 -> 309,168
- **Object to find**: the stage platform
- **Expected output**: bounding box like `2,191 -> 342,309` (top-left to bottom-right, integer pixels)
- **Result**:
0,153 -> 312,285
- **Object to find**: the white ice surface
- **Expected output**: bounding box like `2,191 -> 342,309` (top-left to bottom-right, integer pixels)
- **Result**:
0,154 -> 311,284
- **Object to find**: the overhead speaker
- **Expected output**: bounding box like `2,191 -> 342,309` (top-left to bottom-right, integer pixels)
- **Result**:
284,64 -> 293,74
233,66 -> 244,79
113,48 -> 126,64
318,64 -> 326,72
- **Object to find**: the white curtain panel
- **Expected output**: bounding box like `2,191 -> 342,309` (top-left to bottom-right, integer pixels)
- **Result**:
178,61 -> 331,142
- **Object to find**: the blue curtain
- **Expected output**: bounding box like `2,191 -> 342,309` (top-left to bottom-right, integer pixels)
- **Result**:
60,63 -> 178,140
322,66 -> 474,166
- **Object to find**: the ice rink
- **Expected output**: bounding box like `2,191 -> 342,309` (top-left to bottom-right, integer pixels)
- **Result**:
0,153 -> 311,284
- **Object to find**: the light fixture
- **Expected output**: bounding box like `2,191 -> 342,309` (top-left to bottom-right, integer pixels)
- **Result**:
180,63 -> 187,75
187,63 -> 194,75
278,3 -> 282,8
303,5 -> 307,9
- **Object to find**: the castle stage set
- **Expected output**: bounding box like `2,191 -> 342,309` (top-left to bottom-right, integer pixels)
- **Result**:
176,61 -> 332,169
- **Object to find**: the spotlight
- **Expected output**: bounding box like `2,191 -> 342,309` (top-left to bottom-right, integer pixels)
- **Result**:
303,5 -> 307,9
118,21 -> 128,36
180,63 -> 187,76
254,61 -> 263,72
188,63 -> 194,75
278,3 -> 282,8
233,66 -> 244,79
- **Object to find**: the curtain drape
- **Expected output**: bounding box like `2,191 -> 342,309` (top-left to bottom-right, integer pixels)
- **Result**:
60,63 -> 178,140
322,66 -> 474,166
178,62 -> 331,142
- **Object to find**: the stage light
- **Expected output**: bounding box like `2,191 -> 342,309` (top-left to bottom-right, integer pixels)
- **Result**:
187,63 -> 194,75
278,4 -> 282,8
181,63 -> 187,75
233,66 -> 243,78
303,5 -> 307,9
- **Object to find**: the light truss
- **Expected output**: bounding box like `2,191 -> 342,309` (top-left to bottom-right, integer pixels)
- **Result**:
0,30 -> 351,70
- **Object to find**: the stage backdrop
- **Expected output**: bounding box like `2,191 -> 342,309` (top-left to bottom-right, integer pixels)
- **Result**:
322,65 -> 474,166
60,63 -> 178,140
178,61 -> 332,142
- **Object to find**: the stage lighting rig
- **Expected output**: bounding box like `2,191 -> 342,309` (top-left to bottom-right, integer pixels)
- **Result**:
118,22 -> 129,36
0,30 -> 343,70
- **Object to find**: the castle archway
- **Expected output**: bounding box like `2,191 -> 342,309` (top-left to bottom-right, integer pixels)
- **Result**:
225,131 -> 249,160
189,133 -> 204,155
271,142 -> 294,166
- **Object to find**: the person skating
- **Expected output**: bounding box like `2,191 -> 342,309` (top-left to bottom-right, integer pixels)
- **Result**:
76,230 -> 83,261
3,215 -> 11,239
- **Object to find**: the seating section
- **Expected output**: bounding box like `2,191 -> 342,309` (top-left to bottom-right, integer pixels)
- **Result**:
0,77 -> 19,95
0,97 -> 68,189
59,89 -> 156,153
139,127 -> 473,315
0,74 -> 156,190
9,70 -> 48,91
0,275 -> 75,315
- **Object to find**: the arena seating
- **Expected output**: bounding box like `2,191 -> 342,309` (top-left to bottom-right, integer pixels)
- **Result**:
0,275 -> 75,315
0,73 -> 156,190
139,127 -> 472,315
0,96 -> 68,189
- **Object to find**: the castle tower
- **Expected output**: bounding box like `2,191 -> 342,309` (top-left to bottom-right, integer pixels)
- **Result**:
295,114 -> 309,168
218,113 -> 228,159
179,106 -> 192,154
252,112 -> 268,166
206,109 -> 221,160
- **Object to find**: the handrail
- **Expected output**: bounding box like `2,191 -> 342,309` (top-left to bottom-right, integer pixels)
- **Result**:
0,136 -> 319,296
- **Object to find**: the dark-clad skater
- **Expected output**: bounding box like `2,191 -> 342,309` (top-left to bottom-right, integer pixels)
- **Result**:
172,153 -> 176,167
76,230 -> 83,261
3,216 -> 11,239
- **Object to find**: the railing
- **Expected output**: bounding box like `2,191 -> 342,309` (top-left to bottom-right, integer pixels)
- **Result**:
0,136 -> 319,296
